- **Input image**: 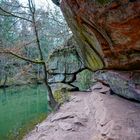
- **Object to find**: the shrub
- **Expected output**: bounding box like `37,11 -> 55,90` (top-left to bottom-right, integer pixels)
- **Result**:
76,69 -> 93,90
53,88 -> 70,104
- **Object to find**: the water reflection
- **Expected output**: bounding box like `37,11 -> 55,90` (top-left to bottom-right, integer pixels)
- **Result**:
0,85 -> 49,140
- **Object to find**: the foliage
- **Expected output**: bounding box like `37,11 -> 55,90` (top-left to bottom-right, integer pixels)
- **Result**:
54,88 -> 70,104
0,0 -> 70,85
76,69 -> 93,90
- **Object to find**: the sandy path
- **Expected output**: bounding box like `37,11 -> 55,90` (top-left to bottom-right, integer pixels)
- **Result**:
24,86 -> 140,140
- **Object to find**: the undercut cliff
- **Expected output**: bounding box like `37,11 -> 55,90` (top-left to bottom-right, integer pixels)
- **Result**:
60,0 -> 140,101
61,0 -> 140,71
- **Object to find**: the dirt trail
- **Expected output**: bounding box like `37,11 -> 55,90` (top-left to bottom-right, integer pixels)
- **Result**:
24,84 -> 140,140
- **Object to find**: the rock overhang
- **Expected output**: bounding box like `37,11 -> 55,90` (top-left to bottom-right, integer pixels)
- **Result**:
60,0 -> 140,71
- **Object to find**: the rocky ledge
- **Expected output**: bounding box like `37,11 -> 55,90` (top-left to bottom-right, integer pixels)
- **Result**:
61,0 -> 140,71
23,83 -> 140,140
95,70 -> 140,102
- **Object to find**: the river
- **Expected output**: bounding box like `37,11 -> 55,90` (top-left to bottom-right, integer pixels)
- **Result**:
0,84 -> 50,140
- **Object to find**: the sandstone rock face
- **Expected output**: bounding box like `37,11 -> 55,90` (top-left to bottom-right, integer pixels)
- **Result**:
48,46 -> 82,74
48,38 -> 84,83
61,0 -> 140,71
94,70 -> 140,101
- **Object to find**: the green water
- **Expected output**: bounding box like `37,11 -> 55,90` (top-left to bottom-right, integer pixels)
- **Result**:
0,84 -> 50,140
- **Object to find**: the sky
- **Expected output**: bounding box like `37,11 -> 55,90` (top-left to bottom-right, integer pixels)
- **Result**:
20,0 -> 55,9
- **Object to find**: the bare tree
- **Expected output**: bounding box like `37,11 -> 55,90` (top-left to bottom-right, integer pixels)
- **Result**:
28,0 -> 58,108
0,0 -> 58,109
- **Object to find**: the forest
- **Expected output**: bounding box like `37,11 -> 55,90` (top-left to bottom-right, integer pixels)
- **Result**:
0,0 -> 92,139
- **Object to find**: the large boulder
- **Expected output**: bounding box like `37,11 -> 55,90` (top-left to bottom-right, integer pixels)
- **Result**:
47,37 -> 85,84
94,70 -> 140,102
61,0 -> 140,71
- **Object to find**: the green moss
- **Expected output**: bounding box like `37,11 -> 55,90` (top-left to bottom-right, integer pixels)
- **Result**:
54,88 -> 70,104
80,30 -> 104,71
76,69 -> 93,90
83,44 -> 104,71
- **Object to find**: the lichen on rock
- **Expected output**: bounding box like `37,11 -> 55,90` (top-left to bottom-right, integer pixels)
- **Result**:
61,0 -> 140,71
47,37 -> 85,84
60,0 -> 140,101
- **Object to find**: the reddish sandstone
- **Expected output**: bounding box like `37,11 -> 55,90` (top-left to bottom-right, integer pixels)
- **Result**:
61,0 -> 140,70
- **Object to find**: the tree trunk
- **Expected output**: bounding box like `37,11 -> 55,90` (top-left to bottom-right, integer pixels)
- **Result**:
43,64 -> 58,109
28,0 -> 58,109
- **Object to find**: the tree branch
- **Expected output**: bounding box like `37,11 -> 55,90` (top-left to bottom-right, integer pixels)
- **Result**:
0,7 -> 32,22
0,51 -> 44,64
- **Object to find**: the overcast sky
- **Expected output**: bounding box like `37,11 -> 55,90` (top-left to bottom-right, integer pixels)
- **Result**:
20,0 -> 54,9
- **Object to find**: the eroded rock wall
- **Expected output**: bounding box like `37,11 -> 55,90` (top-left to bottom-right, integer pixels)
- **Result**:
61,0 -> 140,71
94,70 -> 140,102
60,0 -> 140,101
48,38 -> 84,83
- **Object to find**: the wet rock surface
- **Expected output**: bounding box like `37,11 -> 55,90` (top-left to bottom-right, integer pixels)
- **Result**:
24,86 -> 140,140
